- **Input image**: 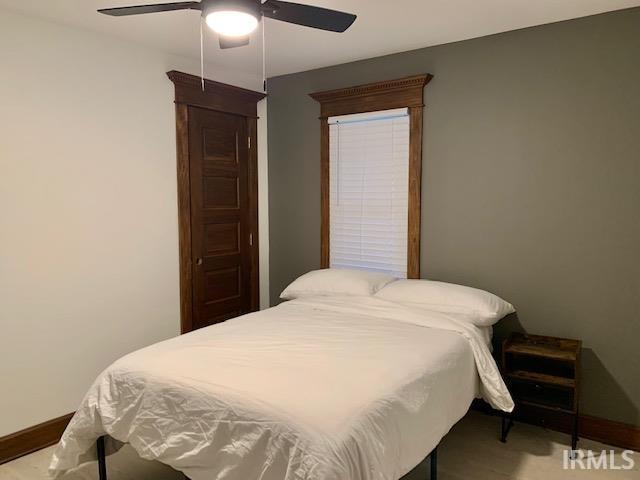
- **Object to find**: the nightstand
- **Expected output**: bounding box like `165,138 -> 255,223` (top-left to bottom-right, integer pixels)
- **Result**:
501,333 -> 582,450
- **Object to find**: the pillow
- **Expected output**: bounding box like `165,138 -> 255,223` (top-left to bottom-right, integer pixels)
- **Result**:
374,279 -> 514,326
280,268 -> 396,300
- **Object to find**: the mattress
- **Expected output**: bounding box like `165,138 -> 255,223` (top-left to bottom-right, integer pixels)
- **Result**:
50,295 -> 513,480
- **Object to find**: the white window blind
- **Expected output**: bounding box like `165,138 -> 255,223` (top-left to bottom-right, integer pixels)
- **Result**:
329,108 -> 409,278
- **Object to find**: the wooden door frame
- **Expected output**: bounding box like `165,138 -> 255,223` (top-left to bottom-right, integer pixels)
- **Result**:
167,71 -> 266,334
309,74 -> 432,279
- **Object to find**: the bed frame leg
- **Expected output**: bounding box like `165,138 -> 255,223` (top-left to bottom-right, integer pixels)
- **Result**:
430,446 -> 437,480
97,436 -> 107,480
500,413 -> 514,443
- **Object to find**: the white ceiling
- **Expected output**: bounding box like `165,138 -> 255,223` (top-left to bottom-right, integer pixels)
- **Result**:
1,0 -> 638,78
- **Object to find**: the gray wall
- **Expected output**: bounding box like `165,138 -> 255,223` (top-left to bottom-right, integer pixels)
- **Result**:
267,8 -> 640,425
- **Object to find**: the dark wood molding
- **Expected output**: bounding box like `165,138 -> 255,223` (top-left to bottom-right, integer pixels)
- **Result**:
319,118 -> 330,269
175,103 -> 193,334
167,71 -> 266,118
473,400 -> 640,451
519,405 -> 640,452
247,116 -> 260,311
407,106 -> 423,279
579,414 -> 640,452
309,74 -> 432,118
168,71 -> 263,333
310,75 -> 432,277
0,413 -> 74,465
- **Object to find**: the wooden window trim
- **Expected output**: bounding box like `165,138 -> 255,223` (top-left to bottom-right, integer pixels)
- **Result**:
167,71 -> 266,333
309,74 -> 433,279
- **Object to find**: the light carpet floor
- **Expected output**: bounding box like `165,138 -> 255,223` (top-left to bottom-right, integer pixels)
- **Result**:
1,411 -> 638,479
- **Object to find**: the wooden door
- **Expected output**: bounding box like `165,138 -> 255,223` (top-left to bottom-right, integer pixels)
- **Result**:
188,107 -> 254,330
168,70 -> 264,334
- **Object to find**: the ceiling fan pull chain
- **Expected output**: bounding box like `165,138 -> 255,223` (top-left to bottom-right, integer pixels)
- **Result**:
200,17 -> 205,91
262,17 -> 267,93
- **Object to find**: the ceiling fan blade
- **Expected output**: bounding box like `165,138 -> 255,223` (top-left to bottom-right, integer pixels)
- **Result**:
219,35 -> 251,49
98,1 -> 201,16
262,0 -> 356,33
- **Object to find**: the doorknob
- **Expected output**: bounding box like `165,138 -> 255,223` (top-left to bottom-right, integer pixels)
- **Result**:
195,258 -> 203,266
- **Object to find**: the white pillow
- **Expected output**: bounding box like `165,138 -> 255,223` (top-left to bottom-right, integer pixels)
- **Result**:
280,268 -> 396,300
374,279 -> 515,326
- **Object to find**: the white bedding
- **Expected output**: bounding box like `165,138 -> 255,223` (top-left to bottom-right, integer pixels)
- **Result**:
50,296 -> 513,480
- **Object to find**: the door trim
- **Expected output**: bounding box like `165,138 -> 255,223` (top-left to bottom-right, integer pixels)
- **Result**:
167,71 -> 266,334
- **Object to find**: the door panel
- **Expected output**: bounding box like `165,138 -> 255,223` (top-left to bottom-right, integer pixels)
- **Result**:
203,176 -> 239,209
189,107 -> 252,330
204,267 -> 240,302
205,223 -> 239,255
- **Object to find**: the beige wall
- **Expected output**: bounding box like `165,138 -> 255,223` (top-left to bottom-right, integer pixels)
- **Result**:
267,8 -> 640,425
0,9 -> 268,436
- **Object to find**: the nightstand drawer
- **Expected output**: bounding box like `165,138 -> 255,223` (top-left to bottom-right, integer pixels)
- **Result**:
509,378 -> 575,412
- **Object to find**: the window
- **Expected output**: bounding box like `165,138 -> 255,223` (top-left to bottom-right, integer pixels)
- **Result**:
329,109 -> 410,277
311,74 -> 432,279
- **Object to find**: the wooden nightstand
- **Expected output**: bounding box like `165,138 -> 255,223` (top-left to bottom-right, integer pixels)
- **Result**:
501,333 -> 582,450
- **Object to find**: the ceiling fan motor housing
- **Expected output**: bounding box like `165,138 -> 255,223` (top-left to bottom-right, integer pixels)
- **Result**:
201,0 -> 263,20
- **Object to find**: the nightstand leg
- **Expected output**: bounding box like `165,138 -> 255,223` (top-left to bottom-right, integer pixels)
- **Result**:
571,414 -> 579,452
500,413 -> 513,443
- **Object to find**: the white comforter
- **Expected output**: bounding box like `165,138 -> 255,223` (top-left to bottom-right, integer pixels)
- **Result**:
50,296 -> 513,480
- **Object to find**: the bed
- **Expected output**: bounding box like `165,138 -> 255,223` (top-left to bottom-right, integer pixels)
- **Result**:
49,291 -> 513,480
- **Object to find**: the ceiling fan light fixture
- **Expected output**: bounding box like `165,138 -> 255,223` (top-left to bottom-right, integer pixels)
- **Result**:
205,10 -> 258,36
202,0 -> 261,37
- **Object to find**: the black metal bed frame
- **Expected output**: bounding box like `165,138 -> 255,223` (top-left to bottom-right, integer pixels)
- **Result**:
95,436 -> 438,480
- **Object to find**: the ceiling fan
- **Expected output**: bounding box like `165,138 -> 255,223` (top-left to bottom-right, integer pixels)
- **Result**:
98,0 -> 357,49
